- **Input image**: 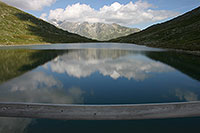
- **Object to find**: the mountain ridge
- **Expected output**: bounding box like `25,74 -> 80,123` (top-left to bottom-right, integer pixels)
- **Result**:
0,1 -> 94,45
110,6 -> 200,51
53,21 -> 140,41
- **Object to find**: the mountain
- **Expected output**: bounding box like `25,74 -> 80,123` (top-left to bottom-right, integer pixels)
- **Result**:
54,21 -> 140,41
0,1 -> 94,45
110,6 -> 200,51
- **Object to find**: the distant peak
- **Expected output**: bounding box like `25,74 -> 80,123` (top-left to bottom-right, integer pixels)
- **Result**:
57,21 -> 140,41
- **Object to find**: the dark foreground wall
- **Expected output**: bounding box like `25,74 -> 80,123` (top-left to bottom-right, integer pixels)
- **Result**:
0,102 -> 200,120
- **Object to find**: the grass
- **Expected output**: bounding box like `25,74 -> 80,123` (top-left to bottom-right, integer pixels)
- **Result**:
110,6 -> 200,51
0,1 -> 95,45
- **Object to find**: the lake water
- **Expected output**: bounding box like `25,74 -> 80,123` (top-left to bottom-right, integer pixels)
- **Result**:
0,43 -> 200,132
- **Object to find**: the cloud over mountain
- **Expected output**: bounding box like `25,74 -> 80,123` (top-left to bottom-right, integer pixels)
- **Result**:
47,1 -> 178,26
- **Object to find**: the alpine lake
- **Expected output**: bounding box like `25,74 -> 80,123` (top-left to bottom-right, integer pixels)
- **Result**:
0,43 -> 200,133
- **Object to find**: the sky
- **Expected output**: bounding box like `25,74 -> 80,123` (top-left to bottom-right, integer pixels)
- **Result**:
1,0 -> 200,29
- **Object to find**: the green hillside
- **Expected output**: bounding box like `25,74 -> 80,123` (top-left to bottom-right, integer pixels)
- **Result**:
110,6 -> 200,51
0,1 -> 94,45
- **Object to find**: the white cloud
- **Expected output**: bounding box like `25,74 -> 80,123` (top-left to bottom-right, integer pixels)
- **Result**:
48,3 -> 98,23
48,0 -> 178,26
1,0 -> 56,10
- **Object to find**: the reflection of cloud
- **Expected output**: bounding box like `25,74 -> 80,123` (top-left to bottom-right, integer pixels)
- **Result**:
9,71 -> 62,92
175,88 -> 198,101
0,71 -> 84,104
48,49 -> 173,81
0,117 -> 31,133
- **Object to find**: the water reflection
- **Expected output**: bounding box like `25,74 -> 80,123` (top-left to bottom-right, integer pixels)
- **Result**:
47,49 -> 173,80
0,48 -> 200,104
1,117 -> 200,133
0,50 -> 65,84
175,88 -> 198,102
0,117 -> 31,133
0,71 -> 84,104
0,44 -> 200,132
146,51 -> 200,81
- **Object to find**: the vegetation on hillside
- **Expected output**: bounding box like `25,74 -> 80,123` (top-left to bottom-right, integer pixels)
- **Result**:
0,1 -> 94,45
110,6 -> 200,51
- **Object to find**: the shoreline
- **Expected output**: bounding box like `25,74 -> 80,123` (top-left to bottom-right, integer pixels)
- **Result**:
0,43 -> 200,56
0,43 -> 51,47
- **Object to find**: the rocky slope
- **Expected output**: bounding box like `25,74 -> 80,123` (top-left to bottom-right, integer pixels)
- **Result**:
54,21 -> 140,41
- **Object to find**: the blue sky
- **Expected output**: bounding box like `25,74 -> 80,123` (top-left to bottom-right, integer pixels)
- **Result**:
40,0 -> 200,12
2,0 -> 200,29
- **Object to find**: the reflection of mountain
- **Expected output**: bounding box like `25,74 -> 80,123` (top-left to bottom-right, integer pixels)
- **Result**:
146,51 -> 200,81
0,71 -> 84,104
48,49 -> 173,80
0,50 -> 65,84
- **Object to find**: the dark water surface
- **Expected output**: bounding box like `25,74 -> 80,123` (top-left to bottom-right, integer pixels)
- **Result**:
1,117 -> 200,133
0,43 -> 200,132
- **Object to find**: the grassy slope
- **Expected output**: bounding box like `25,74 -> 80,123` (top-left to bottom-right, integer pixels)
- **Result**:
110,6 -> 200,51
0,1 -> 94,45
